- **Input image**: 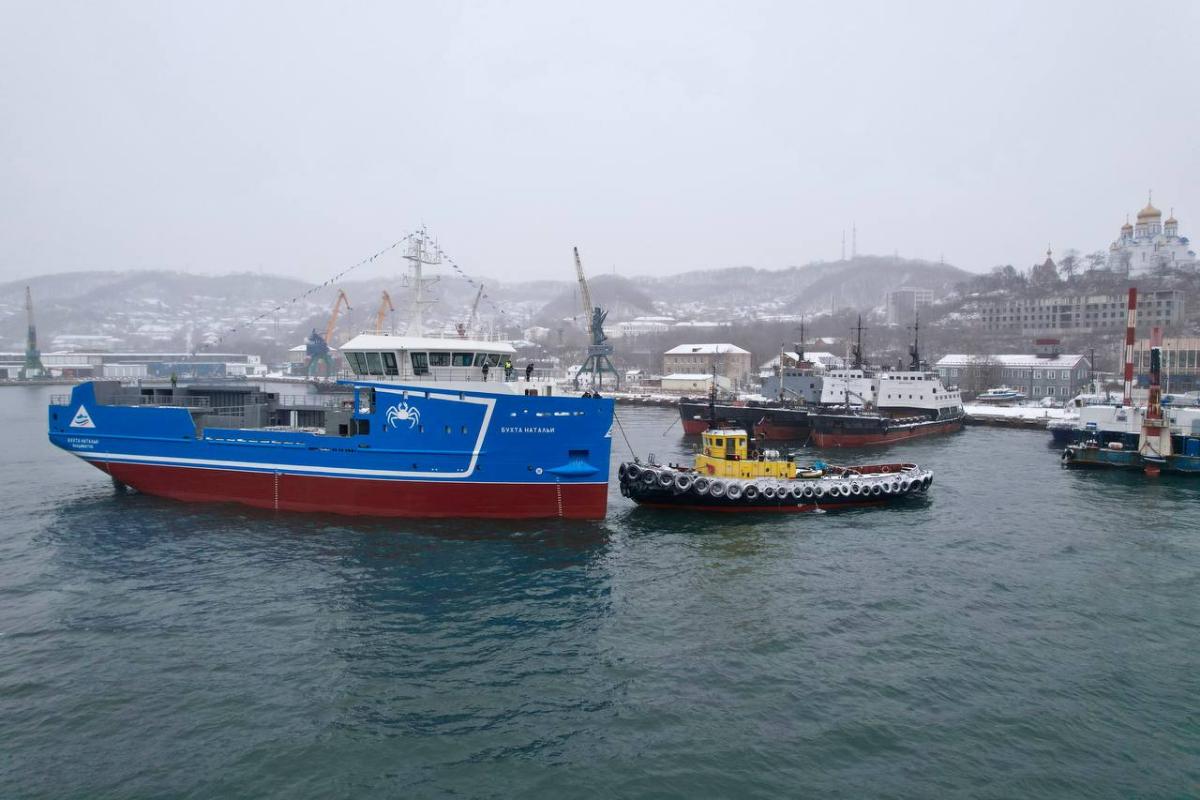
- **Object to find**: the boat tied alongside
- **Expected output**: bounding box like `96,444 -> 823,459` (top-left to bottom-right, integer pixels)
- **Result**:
619,427 -> 933,512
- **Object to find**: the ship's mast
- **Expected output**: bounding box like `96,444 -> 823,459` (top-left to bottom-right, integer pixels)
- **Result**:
851,315 -> 866,369
908,313 -> 921,370
403,227 -> 441,336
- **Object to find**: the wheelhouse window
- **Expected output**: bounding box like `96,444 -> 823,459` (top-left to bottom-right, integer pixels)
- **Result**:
365,352 -> 384,376
473,353 -> 502,367
452,352 -> 474,367
382,352 -> 398,376
346,352 -> 366,374
428,352 -> 451,367
410,352 -> 429,375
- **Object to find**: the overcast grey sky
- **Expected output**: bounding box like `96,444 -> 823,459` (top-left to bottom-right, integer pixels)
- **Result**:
2,1 -> 1197,284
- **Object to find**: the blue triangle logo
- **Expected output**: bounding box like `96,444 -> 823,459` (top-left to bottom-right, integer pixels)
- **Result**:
70,406 -> 96,428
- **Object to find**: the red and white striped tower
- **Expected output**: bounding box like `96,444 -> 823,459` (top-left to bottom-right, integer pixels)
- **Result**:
1122,287 -> 1137,407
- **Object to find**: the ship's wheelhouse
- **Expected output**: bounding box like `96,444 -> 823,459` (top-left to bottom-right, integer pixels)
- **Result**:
340,334 -> 516,382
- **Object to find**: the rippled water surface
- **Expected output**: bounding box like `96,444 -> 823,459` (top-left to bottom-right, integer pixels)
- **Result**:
2,385 -> 1198,798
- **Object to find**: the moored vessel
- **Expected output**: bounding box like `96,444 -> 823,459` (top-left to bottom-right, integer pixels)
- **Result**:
619,427 -> 932,512
808,320 -> 964,447
1062,324 -> 1200,476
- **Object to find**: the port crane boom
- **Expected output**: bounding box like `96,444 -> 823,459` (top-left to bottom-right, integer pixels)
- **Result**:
572,247 -> 619,390
456,284 -> 485,338
373,290 -> 395,334
306,289 -> 352,377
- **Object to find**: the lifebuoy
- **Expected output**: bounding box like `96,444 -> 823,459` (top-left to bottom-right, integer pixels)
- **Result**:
727,482 -> 743,500
881,465 -> 891,473
709,480 -> 727,498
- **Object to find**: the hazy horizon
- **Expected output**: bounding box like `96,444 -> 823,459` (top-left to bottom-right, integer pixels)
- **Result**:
3,1 -> 1197,284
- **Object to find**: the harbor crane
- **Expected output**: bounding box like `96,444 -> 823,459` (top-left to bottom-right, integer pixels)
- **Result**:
456,284 -> 485,338
571,247 -> 619,390
22,286 -> 46,379
306,289 -> 351,377
373,290 -> 395,334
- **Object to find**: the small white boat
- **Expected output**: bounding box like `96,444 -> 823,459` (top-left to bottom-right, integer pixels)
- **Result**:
974,386 -> 1026,404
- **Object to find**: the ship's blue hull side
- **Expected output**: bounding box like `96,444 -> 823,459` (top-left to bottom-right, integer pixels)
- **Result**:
48,381 -> 614,518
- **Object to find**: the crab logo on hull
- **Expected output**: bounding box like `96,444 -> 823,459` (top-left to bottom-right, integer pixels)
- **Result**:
385,401 -> 421,430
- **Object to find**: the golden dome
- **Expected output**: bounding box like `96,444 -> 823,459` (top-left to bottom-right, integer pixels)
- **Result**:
1137,203 -> 1161,220
1165,209 -> 1178,225
1121,220 -> 1133,231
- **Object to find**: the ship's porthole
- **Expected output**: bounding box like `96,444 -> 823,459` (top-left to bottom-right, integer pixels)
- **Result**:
535,467 -> 544,475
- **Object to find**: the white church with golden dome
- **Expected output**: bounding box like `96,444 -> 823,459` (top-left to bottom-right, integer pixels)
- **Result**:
1107,194 -> 1196,274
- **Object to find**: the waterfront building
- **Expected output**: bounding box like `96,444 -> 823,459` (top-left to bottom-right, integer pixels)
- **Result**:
1107,196 -> 1196,274
936,352 -> 1091,400
884,287 -> 935,326
662,343 -> 752,388
0,351 -> 266,380
660,373 -> 732,394
976,289 -> 1183,335
1133,336 -> 1200,392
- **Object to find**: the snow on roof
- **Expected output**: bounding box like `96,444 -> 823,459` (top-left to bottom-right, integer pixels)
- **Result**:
341,334 -> 516,354
664,343 -> 750,355
662,373 -> 718,381
936,354 -> 1088,369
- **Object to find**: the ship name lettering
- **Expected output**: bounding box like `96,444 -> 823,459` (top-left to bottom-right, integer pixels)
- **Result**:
500,426 -> 556,434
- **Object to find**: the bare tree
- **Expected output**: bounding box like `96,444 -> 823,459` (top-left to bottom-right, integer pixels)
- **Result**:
1059,249 -> 1081,283
1085,250 -> 1108,273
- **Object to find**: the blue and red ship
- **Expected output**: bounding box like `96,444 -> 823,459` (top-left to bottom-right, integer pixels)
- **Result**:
49,334 -> 614,519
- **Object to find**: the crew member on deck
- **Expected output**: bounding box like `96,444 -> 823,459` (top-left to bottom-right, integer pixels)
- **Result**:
503,358 -> 514,380
525,362 -> 534,381
481,361 -> 490,381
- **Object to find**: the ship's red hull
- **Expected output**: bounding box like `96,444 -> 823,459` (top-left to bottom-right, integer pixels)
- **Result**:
752,422 -> 811,441
681,419 -> 710,435
810,419 -> 964,448
93,460 -> 608,519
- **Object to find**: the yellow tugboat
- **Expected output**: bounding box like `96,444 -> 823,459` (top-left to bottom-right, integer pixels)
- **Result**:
618,427 -> 932,512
